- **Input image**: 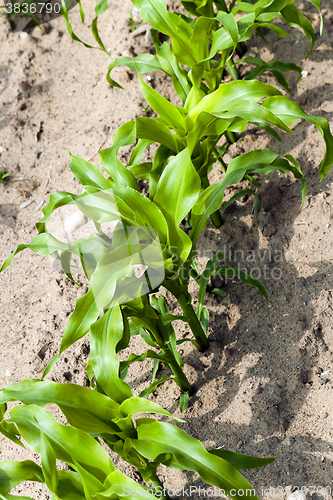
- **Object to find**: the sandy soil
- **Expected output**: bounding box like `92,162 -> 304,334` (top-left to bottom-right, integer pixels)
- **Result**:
1,1 -> 333,498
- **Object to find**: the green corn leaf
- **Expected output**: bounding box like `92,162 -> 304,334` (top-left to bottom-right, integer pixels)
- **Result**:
216,11 -> 239,49
0,232 -> 77,273
60,1 -> 97,50
154,149 -> 201,225
186,80 -> 282,128
8,405 -> 115,481
0,460 -> 44,494
280,2 -> 316,58
68,154 -> 113,190
39,430 -> 58,493
107,54 -> 163,89
179,391 -> 190,413
135,117 -> 179,152
131,420 -> 260,500
305,0 -> 323,35
190,17 -> 217,62
138,376 -> 172,398
209,449 -> 276,470
131,0 -> 195,66
262,96 -> 333,178
0,379 -> 121,435
221,188 -> 255,223
138,75 -> 186,131
91,0 -> 109,55
90,306 -> 133,404
129,139 -> 153,166
99,150 -> 139,191
155,41 -> 191,103
240,58 -> 302,93
119,397 -> 184,422
154,149 -> 200,266
102,470 -> 158,500
190,149 -> 277,242
214,266 -> 268,305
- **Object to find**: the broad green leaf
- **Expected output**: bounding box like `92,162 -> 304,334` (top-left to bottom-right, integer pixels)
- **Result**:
154,149 -> 201,225
107,54 -> 163,88
131,0 -> 195,66
0,379 -> 121,435
0,461 -> 44,493
90,307 -> 133,404
99,150 -> 139,191
132,420 -> 260,500
209,449 -> 276,470
119,397 -> 184,422
216,11 -> 239,48
280,2 -> 316,58
68,154 -> 113,190
138,75 -> 186,131
179,391 -> 190,412
8,405 -> 115,481
135,117 -> 179,152
240,58 -> 302,93
187,80 -> 282,128
190,149 -> 278,242
39,430 -> 58,493
155,41 -> 191,103
262,96 -> 333,178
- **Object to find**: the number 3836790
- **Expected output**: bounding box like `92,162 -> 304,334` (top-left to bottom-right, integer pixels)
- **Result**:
5,2 -> 61,15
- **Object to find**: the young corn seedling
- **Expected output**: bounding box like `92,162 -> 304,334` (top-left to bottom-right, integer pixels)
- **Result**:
0,323 -> 275,500
60,0 -> 331,227
0,139 -> 320,401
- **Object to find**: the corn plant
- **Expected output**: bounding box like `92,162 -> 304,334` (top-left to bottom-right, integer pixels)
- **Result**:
0,142 -> 325,397
0,378 -> 275,499
0,308 -> 275,500
60,0 -> 330,227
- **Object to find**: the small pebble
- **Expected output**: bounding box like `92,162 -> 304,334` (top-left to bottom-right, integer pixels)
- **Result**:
20,200 -> 33,209
287,491 -> 307,500
318,377 -> 329,385
255,386 -> 263,394
36,199 -> 45,210
20,32 -> 32,43
64,211 -> 88,234
237,440 -> 243,449
281,437 -> 291,446
277,378 -> 287,388
301,70 -> 308,77
0,146 -> 5,154
321,412 -> 329,419
122,49 -> 133,58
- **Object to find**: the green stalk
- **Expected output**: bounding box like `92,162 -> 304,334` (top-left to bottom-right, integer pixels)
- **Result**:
226,56 -> 239,81
164,279 -> 209,351
226,130 -> 239,144
236,41 -> 247,57
210,209 -> 223,228
163,345 -> 193,394
144,310 -> 193,394
149,470 -> 171,500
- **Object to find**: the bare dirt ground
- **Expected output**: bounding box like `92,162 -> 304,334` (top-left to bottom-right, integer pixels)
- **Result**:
1,1 -> 333,498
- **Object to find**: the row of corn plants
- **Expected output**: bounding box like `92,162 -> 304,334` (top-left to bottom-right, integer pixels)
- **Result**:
1,0 -> 332,497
